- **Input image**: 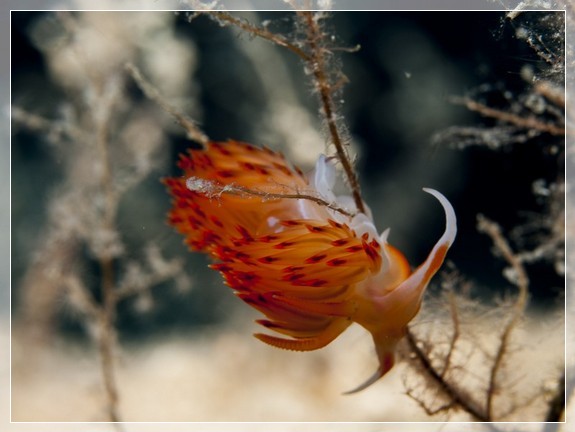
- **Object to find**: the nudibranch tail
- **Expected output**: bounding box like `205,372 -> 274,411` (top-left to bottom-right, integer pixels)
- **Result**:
342,355 -> 393,395
343,370 -> 383,395
343,334 -> 398,395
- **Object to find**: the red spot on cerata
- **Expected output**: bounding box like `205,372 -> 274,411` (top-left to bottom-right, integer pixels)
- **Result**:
282,265 -> 304,273
210,263 -> 232,272
274,241 -> 296,249
363,242 -> 379,261
177,155 -> 194,171
255,166 -> 270,176
259,235 -> 279,243
217,170 -> 235,178
305,253 -> 327,264
212,142 -> 232,156
258,256 -> 280,264
306,224 -> 326,233
345,245 -> 363,253
327,258 -> 347,267
328,219 -> 343,229
272,162 -> 293,176
168,215 -> 184,225
283,273 -> 305,283
280,220 -> 301,227
304,279 -> 327,287
209,215 -> 224,228
236,225 -> 254,241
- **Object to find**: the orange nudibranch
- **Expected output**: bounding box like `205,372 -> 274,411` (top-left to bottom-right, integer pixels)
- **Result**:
165,140 -> 456,393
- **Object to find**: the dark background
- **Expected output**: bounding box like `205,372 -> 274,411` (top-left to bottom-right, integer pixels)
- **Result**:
11,11 -> 564,339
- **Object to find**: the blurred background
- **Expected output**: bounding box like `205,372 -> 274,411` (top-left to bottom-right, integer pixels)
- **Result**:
10,8 -> 565,424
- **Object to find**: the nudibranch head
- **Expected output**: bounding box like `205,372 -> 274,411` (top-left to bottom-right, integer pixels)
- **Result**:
165,140 -> 456,393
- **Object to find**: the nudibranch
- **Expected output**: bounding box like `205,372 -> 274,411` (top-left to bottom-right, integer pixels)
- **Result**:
164,140 -> 456,393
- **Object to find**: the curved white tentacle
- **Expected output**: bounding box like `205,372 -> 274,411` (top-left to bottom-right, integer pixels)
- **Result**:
398,188 -> 457,304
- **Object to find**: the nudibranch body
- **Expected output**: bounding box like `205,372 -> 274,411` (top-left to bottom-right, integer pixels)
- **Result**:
165,140 -> 456,393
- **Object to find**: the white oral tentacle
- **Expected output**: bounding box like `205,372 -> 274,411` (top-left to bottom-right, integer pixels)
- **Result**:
373,187 -> 457,321
399,188 -> 457,303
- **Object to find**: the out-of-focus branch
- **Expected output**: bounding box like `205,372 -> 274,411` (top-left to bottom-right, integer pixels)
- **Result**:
477,215 -> 529,420
11,107 -> 87,144
94,80 -> 122,425
441,291 -> 460,378
534,81 -> 565,109
405,328 -> 488,421
451,96 -> 566,136
126,63 -> 209,146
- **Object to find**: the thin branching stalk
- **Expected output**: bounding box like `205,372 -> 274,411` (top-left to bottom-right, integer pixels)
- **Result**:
405,328 -> 489,421
297,11 -> 365,214
451,96 -> 566,136
11,106 -> 86,143
94,83 -> 123,425
208,11 -> 311,61
13,99 -> 123,425
477,215 -> 530,420
441,291 -> 460,378
185,176 -> 355,217
125,63 -> 209,146
534,81 -> 565,108
97,264 -> 121,424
